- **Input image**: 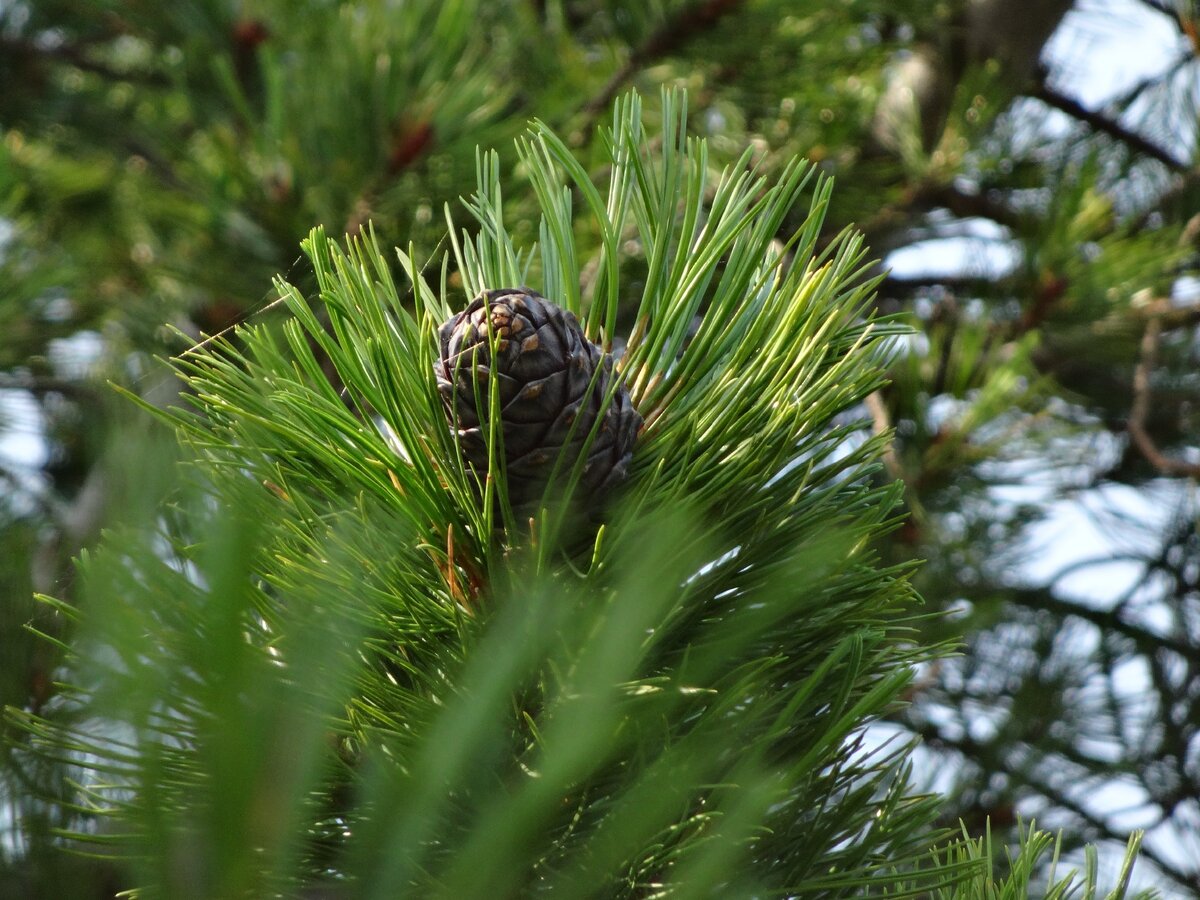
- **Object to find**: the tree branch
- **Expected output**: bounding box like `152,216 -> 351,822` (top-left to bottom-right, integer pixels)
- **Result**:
1128,302 -> 1200,478
1019,772 -> 1192,891
572,0 -> 746,142
1007,584 -> 1197,660
865,391 -> 903,481
906,719 -> 1197,891
856,181 -> 1028,251
1031,81 -> 1189,172
1132,0 -> 1197,44
1109,49 -> 1194,111
1131,166 -> 1200,230
1133,0 -> 1175,17
0,373 -> 104,398
880,273 -> 1004,295
0,35 -> 168,87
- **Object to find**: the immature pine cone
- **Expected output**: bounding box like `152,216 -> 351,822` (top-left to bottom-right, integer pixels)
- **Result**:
435,288 -> 641,509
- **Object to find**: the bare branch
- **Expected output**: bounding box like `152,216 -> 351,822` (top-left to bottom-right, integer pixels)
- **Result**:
0,35 -> 168,87
856,181 -> 1027,251
1010,584 -> 1197,659
1133,0 -> 1175,17
0,373 -> 104,398
907,718 -> 1197,892
1031,81 -> 1189,172
1128,301 -> 1200,478
572,0 -> 746,143
865,391 -> 903,481
1109,49 -> 1194,111
880,273 -> 1005,295
1130,166 -> 1200,230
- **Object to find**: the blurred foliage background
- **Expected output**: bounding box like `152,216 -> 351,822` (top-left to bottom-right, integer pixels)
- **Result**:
2,0 -> 1199,896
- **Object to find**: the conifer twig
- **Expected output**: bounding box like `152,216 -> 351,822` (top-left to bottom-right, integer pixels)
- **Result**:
865,390 -> 903,481
573,0 -> 745,142
1130,166 -> 1200,231
1128,301 -> 1200,478
1031,80 -> 1187,172
0,35 -> 169,86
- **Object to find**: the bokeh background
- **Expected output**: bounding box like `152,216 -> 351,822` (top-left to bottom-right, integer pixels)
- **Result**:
2,0 -> 1199,896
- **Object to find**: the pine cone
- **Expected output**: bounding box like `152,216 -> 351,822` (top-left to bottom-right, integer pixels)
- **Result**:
435,288 -> 641,510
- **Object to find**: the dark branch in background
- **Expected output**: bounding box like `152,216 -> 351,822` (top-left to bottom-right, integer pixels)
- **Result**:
343,118 -> 436,235
1031,79 -> 1189,172
1133,0 -> 1200,47
880,273 -> 1004,296
1129,303 -> 1200,478
573,0 -> 746,142
1137,0 -> 1176,14
1110,50 -> 1195,111
908,719 -> 1197,893
0,373 -> 105,399
0,35 -> 168,87
1133,0 -> 1175,17
1131,166 -> 1200,230
926,183 -> 1028,231
1153,295 -> 1200,331
124,139 -> 188,191
865,391 -> 903,480
856,182 -> 1028,251
1008,585 -> 1197,659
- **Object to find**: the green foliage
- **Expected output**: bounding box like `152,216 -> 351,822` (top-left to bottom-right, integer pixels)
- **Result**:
5,86 -> 1161,899
5,0 -> 1198,896
898,823 -> 1152,900
8,90 -> 917,897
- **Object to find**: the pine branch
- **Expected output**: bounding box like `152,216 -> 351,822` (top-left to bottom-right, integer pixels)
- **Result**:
574,0 -> 746,141
0,35 -> 169,87
880,273 -> 1005,295
1006,585 -> 1196,660
0,373 -> 104,398
14,88 -> 972,898
856,182 -> 1028,250
1131,165 -> 1200,231
910,718 -> 1193,891
1129,302 -> 1200,478
1031,79 -> 1189,172
9,77 -> 1171,898
1132,0 -> 1197,42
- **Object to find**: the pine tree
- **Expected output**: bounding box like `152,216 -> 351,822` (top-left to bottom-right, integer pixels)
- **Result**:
3,1 -> 1198,896
9,89 -> 1154,899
